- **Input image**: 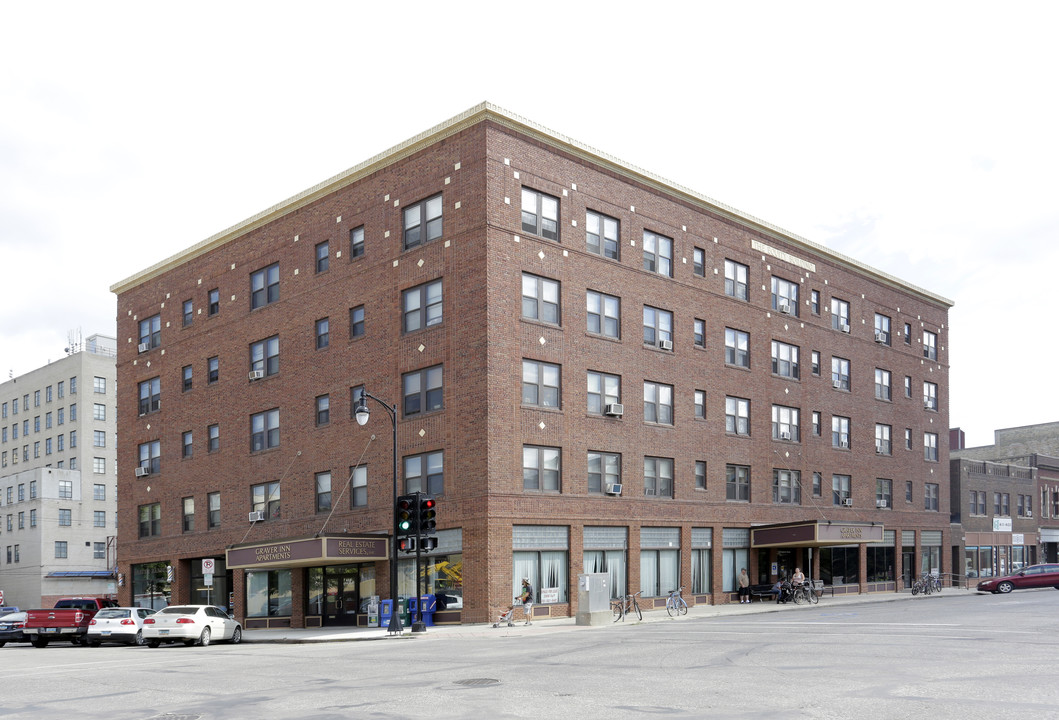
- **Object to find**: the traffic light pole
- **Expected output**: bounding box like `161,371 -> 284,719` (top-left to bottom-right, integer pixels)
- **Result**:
411,494 -> 426,633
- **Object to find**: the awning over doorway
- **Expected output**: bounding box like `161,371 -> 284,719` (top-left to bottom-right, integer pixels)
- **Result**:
751,520 -> 884,548
226,534 -> 388,570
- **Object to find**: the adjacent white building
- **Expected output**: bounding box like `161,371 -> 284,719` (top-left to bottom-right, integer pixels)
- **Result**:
0,335 -> 118,608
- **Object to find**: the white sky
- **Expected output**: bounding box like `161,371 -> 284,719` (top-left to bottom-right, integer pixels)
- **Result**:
2,2 -> 1057,449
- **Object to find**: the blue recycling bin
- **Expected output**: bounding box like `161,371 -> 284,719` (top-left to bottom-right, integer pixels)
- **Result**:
418,594 -> 436,626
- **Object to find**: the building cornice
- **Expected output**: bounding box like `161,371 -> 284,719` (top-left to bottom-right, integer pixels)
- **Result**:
111,102 -> 953,308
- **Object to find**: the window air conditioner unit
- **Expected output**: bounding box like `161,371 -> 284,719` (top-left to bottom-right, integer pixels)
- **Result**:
924,400 -> 933,409
605,483 -> 623,496
839,440 -> 849,449
840,323 -> 851,333
134,467 -> 150,478
657,339 -> 673,351
833,380 -> 843,389
778,301 -> 791,314
248,369 -> 264,381
876,499 -> 888,508
875,331 -> 886,343
248,511 -> 265,522
137,342 -> 149,353
843,498 -> 854,506
779,431 -> 791,441
876,443 -> 884,454
604,403 -> 624,417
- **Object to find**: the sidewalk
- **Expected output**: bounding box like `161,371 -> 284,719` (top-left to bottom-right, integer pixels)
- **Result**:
242,586 -> 976,643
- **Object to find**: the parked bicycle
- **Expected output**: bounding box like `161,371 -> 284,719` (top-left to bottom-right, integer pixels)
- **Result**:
790,581 -> 819,605
911,573 -> 935,595
665,586 -> 688,617
931,574 -> 943,593
612,590 -> 643,622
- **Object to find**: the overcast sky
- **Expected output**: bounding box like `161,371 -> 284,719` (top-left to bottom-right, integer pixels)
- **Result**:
2,2 -> 1056,448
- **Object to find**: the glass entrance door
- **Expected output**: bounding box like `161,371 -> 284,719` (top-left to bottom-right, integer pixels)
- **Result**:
323,566 -> 359,626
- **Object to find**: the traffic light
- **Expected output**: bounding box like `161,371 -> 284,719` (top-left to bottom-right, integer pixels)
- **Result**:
396,494 -> 416,537
398,537 -> 417,553
418,495 -> 437,535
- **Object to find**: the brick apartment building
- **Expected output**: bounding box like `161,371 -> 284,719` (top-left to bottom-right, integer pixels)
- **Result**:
110,103 -> 953,627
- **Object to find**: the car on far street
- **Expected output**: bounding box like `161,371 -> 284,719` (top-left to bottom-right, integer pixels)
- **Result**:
0,612 -> 29,647
87,607 -> 155,646
977,563 -> 1059,594
142,605 -> 242,647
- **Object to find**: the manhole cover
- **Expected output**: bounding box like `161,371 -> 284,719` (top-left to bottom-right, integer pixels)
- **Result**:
147,715 -> 203,720
453,678 -> 500,687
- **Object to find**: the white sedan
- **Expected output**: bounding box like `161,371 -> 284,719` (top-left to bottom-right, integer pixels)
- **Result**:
87,607 -> 155,646
142,605 -> 242,647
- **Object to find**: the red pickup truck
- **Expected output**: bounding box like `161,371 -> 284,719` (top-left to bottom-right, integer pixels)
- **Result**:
23,598 -> 119,648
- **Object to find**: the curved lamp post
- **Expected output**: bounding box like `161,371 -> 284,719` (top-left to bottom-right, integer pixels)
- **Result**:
354,391 -> 402,634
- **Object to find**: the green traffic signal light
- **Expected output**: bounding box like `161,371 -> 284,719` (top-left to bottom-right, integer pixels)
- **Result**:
396,495 -> 416,537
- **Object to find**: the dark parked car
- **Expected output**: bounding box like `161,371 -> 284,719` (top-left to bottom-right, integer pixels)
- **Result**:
0,612 -> 28,646
977,563 -> 1059,594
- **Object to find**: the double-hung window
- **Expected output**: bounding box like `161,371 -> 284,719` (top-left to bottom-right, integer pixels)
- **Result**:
250,336 -> 279,377
875,424 -> 892,455
924,381 -> 938,411
693,319 -> 706,348
831,298 -> 850,332
773,470 -> 801,505
642,306 -> 673,347
315,241 -> 329,273
404,450 -> 444,495
315,395 -> 330,426
183,300 -> 194,327
350,226 -> 365,257
771,341 -> 800,379
726,464 -> 750,501
725,328 -> 749,367
643,382 -> 674,425
832,416 -> 851,449
250,263 -> 280,309
523,445 -> 561,492
403,279 -> 443,332
923,330 -> 937,360
725,397 -> 750,435
831,357 -> 850,391
874,313 -> 891,345
138,440 -> 161,474
521,273 -> 560,325
642,230 -> 673,276
771,276 -> 799,315
586,210 -> 618,258
521,188 -> 559,241
724,260 -> 748,300
250,409 -> 280,452
138,377 -> 160,415
832,475 -> 851,505
587,291 -> 620,338
643,457 -> 673,498
252,481 -> 281,519
587,452 -> 620,494
315,318 -> 329,350
402,365 -> 443,416
586,371 -> 620,415
404,194 -> 443,249
139,314 -> 161,350
522,360 -> 560,408
875,368 -> 891,401
924,432 -> 938,461
771,405 -> 799,442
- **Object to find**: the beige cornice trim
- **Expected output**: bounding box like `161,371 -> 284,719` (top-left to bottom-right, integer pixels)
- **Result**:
111,101 -> 953,309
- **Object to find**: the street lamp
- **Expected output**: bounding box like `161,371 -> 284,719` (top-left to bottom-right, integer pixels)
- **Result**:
354,391 -> 402,634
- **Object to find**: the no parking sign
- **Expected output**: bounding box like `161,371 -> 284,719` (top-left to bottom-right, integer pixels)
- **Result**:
202,558 -> 215,574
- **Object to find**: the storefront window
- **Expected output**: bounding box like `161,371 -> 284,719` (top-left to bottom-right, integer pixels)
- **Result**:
132,562 -> 170,610
866,545 -> 895,581
246,569 -> 292,617
513,525 -> 569,604
584,550 -> 625,600
820,546 -> 860,584
920,546 -> 941,576
640,549 -> 679,597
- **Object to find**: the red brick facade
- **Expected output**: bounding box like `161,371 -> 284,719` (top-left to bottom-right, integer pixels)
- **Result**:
112,105 -> 952,625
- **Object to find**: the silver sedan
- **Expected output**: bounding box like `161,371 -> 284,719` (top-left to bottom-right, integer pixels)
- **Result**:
142,605 -> 242,647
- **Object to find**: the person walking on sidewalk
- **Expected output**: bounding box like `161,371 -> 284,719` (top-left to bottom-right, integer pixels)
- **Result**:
518,578 -> 534,625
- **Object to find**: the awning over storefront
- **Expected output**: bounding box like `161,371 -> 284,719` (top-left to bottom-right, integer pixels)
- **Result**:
226,534 -> 388,570
751,520 -> 884,548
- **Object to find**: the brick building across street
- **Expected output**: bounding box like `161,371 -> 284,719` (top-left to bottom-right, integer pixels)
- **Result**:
110,103 -> 953,627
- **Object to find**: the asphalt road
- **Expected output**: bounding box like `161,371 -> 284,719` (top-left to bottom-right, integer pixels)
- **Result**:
3,590 -> 1057,720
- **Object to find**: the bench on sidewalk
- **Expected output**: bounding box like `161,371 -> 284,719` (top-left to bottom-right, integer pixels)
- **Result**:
810,580 -> 834,598
748,583 -> 778,602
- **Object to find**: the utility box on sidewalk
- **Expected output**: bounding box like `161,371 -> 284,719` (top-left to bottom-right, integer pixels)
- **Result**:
576,573 -> 611,626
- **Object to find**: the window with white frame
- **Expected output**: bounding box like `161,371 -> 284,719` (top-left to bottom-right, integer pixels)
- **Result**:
925,483 -> 939,511
693,247 -> 705,276
315,395 -> 330,426
694,390 -> 706,419
874,313 -> 891,345
832,474 -> 851,506
924,432 -> 938,461
923,381 -> 938,411
693,319 -> 706,348
923,330 -> 937,360
315,240 -> 329,273
350,226 -> 365,257
773,470 -> 801,505
831,356 -> 850,390
350,465 -> 367,507
875,368 -> 891,401
876,478 -> 893,509
875,424 -> 892,455
315,472 -> 331,512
